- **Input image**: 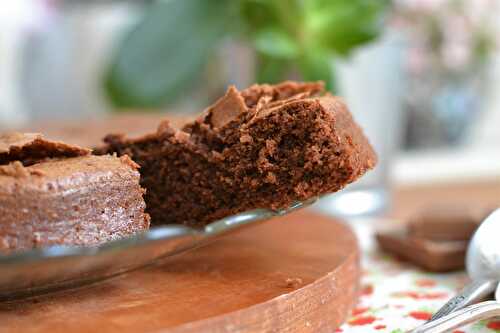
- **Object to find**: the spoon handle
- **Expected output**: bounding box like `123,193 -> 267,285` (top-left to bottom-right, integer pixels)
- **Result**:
430,279 -> 497,322
412,301 -> 500,333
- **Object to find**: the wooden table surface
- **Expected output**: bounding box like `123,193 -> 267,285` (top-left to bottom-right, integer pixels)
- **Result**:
391,179 -> 500,220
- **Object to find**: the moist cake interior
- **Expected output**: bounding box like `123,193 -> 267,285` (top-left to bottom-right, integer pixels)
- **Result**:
98,81 -> 376,227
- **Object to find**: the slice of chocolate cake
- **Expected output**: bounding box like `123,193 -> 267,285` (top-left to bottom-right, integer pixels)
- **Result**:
98,81 -> 377,226
0,133 -> 149,252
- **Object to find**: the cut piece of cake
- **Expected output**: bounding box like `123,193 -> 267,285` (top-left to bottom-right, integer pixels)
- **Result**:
0,133 -> 150,252
98,81 -> 377,227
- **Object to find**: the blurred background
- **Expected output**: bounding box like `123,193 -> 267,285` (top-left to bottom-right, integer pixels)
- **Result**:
0,0 -> 499,218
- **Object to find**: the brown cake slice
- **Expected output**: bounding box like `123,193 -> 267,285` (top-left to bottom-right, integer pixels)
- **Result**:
98,81 -> 377,226
0,133 -> 149,252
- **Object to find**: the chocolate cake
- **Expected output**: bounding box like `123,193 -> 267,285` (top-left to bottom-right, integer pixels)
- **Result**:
0,133 -> 149,252
98,81 -> 377,226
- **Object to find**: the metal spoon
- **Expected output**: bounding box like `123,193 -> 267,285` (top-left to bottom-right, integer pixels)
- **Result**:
428,208 -> 500,321
412,300 -> 500,332
411,282 -> 500,332
496,280 -> 500,302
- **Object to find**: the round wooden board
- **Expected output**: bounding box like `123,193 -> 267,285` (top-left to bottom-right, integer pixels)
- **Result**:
0,211 -> 360,333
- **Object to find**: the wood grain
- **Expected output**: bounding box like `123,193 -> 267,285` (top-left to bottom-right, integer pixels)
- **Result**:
0,211 -> 360,333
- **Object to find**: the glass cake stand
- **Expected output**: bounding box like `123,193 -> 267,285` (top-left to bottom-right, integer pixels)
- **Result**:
0,199 -> 315,300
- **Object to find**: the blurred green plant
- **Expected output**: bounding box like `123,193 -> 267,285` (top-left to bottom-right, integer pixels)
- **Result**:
105,0 -> 389,108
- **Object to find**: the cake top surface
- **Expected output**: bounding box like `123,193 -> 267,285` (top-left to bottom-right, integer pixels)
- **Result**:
100,81 -> 352,155
0,132 -> 138,186
200,81 -> 326,130
0,154 -> 139,189
0,132 -> 90,166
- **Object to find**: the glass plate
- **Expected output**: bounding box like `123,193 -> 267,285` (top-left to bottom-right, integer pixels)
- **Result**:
0,199 -> 316,300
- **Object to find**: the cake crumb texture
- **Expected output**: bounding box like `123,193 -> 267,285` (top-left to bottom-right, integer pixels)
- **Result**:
98,81 -> 377,227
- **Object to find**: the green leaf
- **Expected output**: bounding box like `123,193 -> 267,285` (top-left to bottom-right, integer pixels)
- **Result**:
256,53 -> 290,84
297,50 -> 335,91
305,0 -> 389,56
240,0 -> 388,85
105,0 -> 233,109
240,0 -> 303,33
239,0 -> 281,31
254,28 -> 299,59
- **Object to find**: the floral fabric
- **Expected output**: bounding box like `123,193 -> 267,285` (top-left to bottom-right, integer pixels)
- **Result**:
338,220 -> 500,332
